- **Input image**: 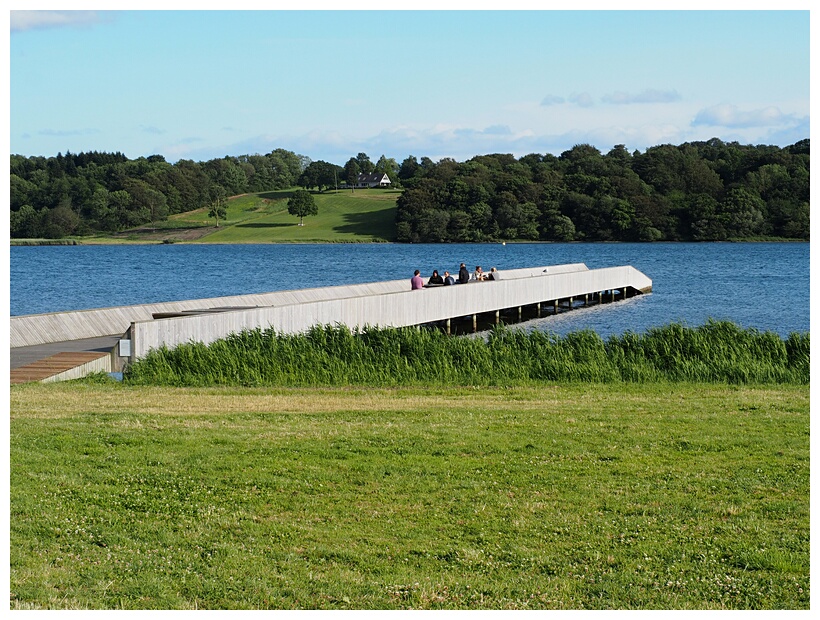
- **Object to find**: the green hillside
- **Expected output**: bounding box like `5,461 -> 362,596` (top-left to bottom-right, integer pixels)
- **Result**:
174,188 -> 399,243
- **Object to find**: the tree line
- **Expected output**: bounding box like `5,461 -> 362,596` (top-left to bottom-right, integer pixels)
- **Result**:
9,149 -> 310,238
396,139 -> 809,242
8,148 -> 405,238
9,138 -> 809,241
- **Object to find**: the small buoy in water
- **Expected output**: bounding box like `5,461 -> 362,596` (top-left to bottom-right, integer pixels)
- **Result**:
502,241 -> 506,246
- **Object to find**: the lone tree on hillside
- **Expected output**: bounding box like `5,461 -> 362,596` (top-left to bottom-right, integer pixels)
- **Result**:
208,186 -> 227,227
287,189 -> 318,226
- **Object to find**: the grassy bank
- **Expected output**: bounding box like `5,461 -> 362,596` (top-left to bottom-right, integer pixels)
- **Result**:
124,321 -> 810,387
9,381 -> 809,609
198,189 -> 398,243
28,189 -> 400,245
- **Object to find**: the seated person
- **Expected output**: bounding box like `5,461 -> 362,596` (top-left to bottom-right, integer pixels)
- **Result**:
427,269 -> 444,286
488,267 -> 500,280
443,271 -> 455,285
411,269 -> 423,290
472,265 -> 487,281
458,263 -> 470,284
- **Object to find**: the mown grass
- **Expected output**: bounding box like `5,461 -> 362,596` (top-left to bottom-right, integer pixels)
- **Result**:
9,381 -> 809,609
195,189 -> 398,243
65,189 -> 398,244
124,321 -> 810,387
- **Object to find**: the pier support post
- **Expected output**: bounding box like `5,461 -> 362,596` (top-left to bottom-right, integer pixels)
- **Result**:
554,299 -> 559,313
472,314 -> 477,333
446,318 -> 451,335
537,302 -> 541,318
518,306 -> 522,321
495,310 -> 500,325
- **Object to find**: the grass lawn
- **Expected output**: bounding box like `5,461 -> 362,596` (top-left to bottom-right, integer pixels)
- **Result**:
55,189 -> 399,245
195,189 -> 398,243
9,381 -> 809,609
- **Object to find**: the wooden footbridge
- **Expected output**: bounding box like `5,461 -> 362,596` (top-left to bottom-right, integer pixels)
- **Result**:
10,262 -> 651,383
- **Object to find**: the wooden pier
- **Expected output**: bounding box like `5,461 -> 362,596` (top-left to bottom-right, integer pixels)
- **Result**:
10,262 -> 651,383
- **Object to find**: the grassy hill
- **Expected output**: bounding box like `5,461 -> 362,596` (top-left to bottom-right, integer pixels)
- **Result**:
151,188 -> 399,243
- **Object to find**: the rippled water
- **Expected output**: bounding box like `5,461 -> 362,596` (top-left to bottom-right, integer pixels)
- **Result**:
10,242 -> 809,337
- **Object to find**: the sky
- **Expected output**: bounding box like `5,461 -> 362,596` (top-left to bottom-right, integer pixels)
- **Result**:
6,5 -> 812,166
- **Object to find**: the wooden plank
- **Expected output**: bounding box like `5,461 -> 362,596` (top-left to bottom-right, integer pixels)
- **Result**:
10,351 -> 109,384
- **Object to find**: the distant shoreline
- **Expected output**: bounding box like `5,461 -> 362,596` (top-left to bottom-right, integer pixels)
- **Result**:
10,238 -> 809,246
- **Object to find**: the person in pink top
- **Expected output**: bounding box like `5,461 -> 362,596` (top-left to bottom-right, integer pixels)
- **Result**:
411,269 -> 424,290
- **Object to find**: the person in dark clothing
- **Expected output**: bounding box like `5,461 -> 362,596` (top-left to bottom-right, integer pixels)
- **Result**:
427,270 -> 444,286
443,271 -> 455,285
457,263 -> 470,284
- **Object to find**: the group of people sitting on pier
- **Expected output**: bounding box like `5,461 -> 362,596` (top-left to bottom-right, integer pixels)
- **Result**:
411,263 -> 500,289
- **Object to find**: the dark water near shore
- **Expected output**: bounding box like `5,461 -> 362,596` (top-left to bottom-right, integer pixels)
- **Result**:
9,242 -> 809,338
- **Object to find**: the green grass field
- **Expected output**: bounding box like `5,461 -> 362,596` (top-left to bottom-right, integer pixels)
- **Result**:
169,189 -> 399,243
10,381 -> 809,609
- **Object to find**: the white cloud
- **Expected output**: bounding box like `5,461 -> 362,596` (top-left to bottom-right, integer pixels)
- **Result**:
568,92 -> 594,108
540,94 -> 565,107
38,128 -> 99,137
602,89 -> 682,105
454,125 -> 514,137
10,11 -> 107,32
692,104 -> 797,129
482,125 -> 513,136
132,106 -> 811,165
764,117 -> 810,147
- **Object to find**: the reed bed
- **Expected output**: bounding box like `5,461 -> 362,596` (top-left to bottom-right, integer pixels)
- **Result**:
123,320 -> 809,387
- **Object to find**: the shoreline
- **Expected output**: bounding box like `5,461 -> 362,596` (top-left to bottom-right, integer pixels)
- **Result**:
10,237 -> 809,247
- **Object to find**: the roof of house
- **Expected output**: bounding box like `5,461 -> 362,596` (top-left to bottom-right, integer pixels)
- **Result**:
357,172 -> 390,183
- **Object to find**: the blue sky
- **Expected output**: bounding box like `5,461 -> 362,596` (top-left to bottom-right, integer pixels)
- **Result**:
8,7 -> 811,165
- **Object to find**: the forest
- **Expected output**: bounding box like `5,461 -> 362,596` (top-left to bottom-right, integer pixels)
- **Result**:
395,139 -> 809,242
9,138 -> 809,241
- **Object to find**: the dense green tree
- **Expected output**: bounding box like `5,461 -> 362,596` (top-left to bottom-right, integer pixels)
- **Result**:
10,205 -> 41,238
356,152 -> 374,174
41,204 -> 80,238
374,155 -> 399,183
10,174 -> 35,211
298,160 -> 340,192
684,194 -> 725,241
398,155 -> 421,182
287,189 -> 318,226
343,158 -> 360,189
270,149 -> 304,188
493,193 -> 540,240
118,179 -> 155,227
87,188 -> 117,232
540,209 -> 576,241
720,187 -> 765,238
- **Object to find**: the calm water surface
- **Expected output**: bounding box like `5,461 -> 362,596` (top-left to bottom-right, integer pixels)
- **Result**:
9,242 -> 809,337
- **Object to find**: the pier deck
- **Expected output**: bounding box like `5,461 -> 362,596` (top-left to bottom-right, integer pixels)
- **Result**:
10,263 -> 651,383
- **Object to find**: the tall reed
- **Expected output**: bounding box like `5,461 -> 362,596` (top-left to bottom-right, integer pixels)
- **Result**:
123,320 -> 809,387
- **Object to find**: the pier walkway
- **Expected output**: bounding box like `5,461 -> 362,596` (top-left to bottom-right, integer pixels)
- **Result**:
10,262 -> 651,383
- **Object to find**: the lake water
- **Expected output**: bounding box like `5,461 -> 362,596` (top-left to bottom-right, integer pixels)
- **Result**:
9,242 -> 810,338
